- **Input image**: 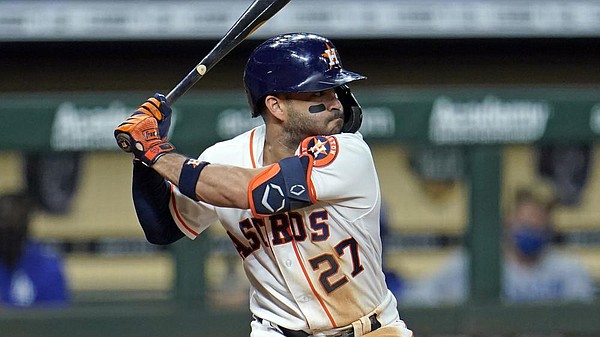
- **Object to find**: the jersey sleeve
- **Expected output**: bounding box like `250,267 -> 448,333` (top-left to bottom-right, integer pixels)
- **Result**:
171,127 -> 263,236
299,133 -> 379,210
168,150 -> 219,239
168,184 -> 218,239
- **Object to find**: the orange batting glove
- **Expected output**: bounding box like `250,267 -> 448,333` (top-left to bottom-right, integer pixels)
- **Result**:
114,112 -> 174,167
136,93 -> 173,140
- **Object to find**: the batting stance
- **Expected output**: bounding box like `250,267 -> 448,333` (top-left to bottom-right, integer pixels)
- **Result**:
114,33 -> 413,337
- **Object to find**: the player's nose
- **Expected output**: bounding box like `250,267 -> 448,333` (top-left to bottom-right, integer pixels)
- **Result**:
327,89 -> 343,111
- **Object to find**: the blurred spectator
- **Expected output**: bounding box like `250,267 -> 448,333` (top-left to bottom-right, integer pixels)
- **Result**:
502,188 -> 594,302
538,144 -> 591,206
403,187 -> 596,305
0,192 -> 69,308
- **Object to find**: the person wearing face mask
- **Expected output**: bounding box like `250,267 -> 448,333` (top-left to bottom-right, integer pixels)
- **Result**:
502,189 -> 594,302
401,187 -> 596,306
0,192 -> 69,308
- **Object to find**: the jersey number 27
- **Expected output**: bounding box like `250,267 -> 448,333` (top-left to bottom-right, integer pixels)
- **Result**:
308,237 -> 364,293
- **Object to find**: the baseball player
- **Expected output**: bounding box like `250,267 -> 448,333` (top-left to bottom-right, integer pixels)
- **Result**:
114,33 -> 413,337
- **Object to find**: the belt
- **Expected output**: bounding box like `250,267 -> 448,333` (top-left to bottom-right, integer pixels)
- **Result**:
256,313 -> 382,337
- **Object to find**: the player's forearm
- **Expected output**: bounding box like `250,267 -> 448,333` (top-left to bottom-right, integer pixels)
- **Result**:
150,152 -> 188,184
153,153 -> 263,209
198,165 -> 263,208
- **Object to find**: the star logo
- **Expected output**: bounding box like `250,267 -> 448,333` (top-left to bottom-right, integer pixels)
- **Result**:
322,43 -> 340,70
185,158 -> 203,168
309,139 -> 329,157
301,135 -> 339,167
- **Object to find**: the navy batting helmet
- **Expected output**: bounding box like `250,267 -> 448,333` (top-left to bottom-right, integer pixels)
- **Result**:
243,33 -> 366,132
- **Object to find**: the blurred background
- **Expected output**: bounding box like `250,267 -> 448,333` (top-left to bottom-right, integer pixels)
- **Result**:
1,0 -> 600,336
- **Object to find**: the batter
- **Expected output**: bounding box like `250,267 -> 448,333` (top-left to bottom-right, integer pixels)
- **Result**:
115,32 -> 413,337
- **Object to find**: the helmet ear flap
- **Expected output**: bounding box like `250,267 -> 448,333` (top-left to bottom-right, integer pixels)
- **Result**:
336,84 -> 363,133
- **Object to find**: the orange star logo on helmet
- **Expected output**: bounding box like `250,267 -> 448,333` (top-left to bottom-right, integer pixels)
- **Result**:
322,43 -> 340,70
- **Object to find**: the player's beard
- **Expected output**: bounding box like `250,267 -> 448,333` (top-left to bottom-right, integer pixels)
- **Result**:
283,103 -> 343,147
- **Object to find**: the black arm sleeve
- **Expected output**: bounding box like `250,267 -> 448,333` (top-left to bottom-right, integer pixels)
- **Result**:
132,161 -> 184,245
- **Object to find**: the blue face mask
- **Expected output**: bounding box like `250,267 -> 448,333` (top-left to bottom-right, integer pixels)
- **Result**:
511,226 -> 549,257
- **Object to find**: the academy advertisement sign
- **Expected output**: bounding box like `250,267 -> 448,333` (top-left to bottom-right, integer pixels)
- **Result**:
429,96 -> 550,144
50,101 -> 179,150
1,89 -> 600,152
51,101 -> 132,150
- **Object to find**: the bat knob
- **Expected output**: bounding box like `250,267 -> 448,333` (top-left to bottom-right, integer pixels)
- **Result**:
116,132 -> 133,153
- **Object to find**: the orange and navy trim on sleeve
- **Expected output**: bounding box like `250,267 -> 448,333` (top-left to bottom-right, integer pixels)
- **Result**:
300,153 -> 317,204
248,163 -> 281,217
249,128 -> 258,168
248,156 -> 314,217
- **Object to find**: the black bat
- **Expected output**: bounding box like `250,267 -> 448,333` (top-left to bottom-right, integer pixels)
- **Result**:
166,0 -> 291,104
116,0 -> 290,153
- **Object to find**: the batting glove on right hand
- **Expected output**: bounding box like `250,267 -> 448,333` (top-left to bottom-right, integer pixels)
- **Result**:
114,94 -> 175,166
114,113 -> 175,166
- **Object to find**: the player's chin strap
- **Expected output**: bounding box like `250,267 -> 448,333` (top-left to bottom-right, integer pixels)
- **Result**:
336,84 -> 363,134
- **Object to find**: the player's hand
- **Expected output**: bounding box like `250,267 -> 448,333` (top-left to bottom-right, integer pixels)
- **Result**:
136,93 -> 173,140
114,94 -> 172,155
114,113 -> 175,167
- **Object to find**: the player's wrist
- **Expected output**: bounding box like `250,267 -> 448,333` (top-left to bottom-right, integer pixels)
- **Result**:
139,142 -> 175,167
178,158 -> 210,201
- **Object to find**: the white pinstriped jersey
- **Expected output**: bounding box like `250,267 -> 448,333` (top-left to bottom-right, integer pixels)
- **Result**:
167,124 -> 400,332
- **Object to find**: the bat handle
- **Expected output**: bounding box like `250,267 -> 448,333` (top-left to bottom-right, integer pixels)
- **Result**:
165,64 -> 208,105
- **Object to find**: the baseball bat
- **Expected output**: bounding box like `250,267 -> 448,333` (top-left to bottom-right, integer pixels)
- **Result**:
116,0 -> 290,153
166,0 -> 291,104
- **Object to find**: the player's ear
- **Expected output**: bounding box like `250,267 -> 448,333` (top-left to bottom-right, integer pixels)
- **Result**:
264,95 -> 286,122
